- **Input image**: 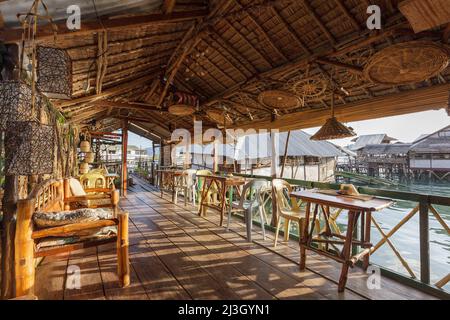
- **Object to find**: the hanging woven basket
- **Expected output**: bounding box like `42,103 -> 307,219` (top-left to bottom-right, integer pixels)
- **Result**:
258,90 -> 301,109
168,104 -> 196,116
85,151 -> 95,164
206,110 -> 233,126
80,140 -> 90,153
363,41 -> 449,85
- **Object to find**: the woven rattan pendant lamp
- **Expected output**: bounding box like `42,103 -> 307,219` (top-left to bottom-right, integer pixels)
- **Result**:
310,90 -> 356,141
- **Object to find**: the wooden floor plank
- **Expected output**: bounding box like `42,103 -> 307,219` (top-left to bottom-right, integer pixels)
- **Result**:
130,187 -> 356,300
132,177 -> 436,300
31,176 -> 439,300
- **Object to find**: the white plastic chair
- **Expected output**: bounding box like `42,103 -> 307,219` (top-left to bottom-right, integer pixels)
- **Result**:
226,179 -> 269,241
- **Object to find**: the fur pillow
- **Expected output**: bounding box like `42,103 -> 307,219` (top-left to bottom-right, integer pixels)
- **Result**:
33,208 -> 113,228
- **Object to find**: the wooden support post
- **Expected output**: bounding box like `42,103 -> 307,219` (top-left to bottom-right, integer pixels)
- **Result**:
63,178 -> 71,210
419,200 -> 430,284
14,199 -> 35,297
121,120 -> 128,197
213,139 -> 220,174
280,131 -> 291,178
270,130 -> 279,178
117,212 -> 130,287
1,175 -> 18,299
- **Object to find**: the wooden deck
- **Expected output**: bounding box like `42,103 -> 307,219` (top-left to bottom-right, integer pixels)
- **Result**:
34,176 -> 437,300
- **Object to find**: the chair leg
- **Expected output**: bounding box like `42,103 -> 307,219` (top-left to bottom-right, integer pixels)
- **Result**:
226,206 -> 232,231
245,207 -> 252,242
284,219 -> 291,242
259,206 -> 266,241
274,218 -> 282,248
184,187 -> 187,206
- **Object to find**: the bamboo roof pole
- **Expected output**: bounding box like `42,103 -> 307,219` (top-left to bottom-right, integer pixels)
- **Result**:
280,131 -> 291,178
121,120 -> 128,197
157,0 -> 235,108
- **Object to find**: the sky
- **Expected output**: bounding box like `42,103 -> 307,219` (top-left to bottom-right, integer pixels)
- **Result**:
128,109 -> 450,149
303,109 -> 450,147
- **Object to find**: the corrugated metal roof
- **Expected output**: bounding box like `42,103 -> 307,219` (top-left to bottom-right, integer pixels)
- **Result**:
0,0 -> 163,28
234,130 -> 343,161
360,144 -> 412,155
410,125 -> 450,153
348,134 -> 392,151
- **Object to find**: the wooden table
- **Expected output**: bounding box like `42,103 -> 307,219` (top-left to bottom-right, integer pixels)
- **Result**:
291,189 -> 393,292
197,174 -> 246,226
157,170 -> 187,204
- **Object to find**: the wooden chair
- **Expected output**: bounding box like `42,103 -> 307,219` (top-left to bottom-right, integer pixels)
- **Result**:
272,179 -> 320,247
14,178 -> 129,298
196,169 -> 219,209
226,179 -> 269,241
79,172 -> 108,189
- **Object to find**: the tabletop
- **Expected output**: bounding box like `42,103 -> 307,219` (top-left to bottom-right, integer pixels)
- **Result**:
291,189 -> 393,212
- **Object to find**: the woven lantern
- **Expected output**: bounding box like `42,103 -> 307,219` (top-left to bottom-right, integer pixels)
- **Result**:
310,93 -> 356,141
168,104 -> 196,116
258,90 -> 301,110
85,151 -> 95,164
363,41 -> 449,86
37,46 -> 73,99
4,121 -> 54,175
0,80 -> 38,131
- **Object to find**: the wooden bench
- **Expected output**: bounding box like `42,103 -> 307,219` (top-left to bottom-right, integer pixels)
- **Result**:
14,178 -> 130,298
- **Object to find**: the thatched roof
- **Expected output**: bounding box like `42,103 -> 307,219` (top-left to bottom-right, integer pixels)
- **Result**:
2,0 -> 449,140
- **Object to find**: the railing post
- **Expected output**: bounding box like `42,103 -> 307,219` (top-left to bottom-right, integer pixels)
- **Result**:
419,199 -> 430,284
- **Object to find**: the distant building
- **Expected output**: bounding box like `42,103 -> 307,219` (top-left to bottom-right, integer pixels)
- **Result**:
409,125 -> 450,180
235,131 -> 343,182
348,134 -> 397,152
100,145 -> 153,170
341,126 -> 450,182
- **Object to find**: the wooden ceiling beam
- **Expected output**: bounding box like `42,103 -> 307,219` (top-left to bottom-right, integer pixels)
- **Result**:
315,58 -> 363,74
207,30 -> 257,75
234,84 -> 450,131
234,0 -> 288,62
222,19 -> 273,69
0,10 -> 209,43
162,0 -> 177,14
91,100 -> 168,112
301,0 -> 336,44
201,25 -> 414,108
157,1 -> 235,108
57,73 -> 158,109
334,0 -> 361,31
269,6 -> 311,55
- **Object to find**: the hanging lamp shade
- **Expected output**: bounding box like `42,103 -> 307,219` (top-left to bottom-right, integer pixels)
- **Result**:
310,117 -> 356,141
37,46 -> 73,99
310,91 -> 356,141
0,80 -> 39,131
4,121 -> 55,175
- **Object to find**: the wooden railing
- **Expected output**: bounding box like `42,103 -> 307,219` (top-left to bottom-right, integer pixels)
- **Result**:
234,173 -> 450,297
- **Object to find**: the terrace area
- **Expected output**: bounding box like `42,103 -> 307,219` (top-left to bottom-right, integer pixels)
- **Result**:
0,0 -> 449,301
33,176 -> 436,300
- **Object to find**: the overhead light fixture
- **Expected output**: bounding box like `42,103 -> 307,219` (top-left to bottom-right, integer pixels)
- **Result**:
310,90 -> 356,141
